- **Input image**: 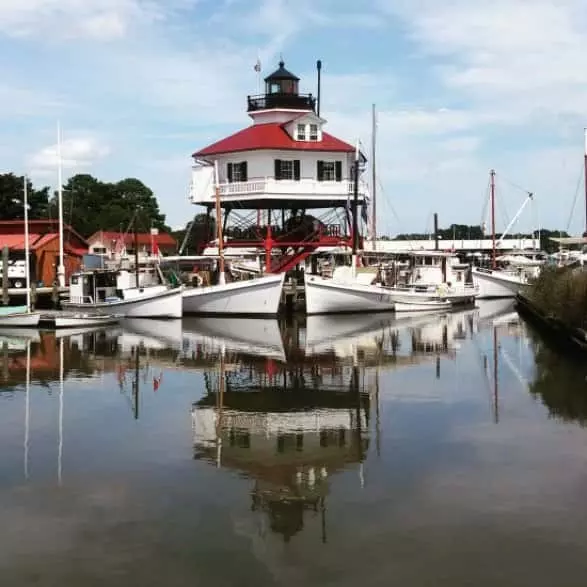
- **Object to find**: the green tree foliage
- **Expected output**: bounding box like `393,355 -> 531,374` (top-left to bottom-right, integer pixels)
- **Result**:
0,173 -> 50,219
395,224 -> 484,241
173,213 -> 216,254
52,174 -> 168,238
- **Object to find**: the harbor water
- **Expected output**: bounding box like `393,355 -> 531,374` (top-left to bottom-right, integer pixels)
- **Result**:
2,300 -> 587,586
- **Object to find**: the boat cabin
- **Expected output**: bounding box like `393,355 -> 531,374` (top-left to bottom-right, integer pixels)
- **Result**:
69,268 -> 164,304
408,251 -> 469,286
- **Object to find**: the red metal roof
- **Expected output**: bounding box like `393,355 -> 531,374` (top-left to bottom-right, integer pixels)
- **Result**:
88,231 -> 177,247
194,123 -> 355,157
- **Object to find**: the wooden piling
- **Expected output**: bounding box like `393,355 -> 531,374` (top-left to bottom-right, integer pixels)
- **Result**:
2,246 -> 9,305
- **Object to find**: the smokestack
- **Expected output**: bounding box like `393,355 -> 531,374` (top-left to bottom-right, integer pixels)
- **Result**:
433,212 -> 439,250
316,60 -> 322,116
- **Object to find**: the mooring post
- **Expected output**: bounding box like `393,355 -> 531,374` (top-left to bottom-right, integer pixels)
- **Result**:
31,281 -> 37,309
2,246 -> 9,305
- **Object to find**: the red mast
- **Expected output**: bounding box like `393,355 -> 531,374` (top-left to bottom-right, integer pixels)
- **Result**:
490,169 -> 496,269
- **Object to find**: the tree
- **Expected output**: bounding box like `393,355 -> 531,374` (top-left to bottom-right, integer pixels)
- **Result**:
173,213 -> 216,254
52,174 -> 169,238
0,173 -> 50,219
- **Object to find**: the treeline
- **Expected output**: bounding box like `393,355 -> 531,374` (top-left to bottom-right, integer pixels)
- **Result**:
394,224 -> 570,254
0,172 -> 168,239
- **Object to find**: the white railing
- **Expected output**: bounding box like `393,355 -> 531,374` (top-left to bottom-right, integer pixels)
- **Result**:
212,178 -> 367,198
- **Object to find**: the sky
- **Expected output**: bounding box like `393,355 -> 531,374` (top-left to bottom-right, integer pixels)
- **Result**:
1,0 -> 587,235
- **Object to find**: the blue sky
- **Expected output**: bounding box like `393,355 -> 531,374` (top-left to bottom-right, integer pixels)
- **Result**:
1,0 -> 587,235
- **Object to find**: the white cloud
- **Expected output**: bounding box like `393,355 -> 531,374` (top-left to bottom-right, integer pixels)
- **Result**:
0,0 -> 165,40
29,135 -> 110,173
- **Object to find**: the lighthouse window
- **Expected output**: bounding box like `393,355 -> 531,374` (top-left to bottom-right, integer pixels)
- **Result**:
227,161 -> 247,183
317,160 -> 343,182
309,124 -> 319,141
296,123 -> 306,140
280,160 -> 294,179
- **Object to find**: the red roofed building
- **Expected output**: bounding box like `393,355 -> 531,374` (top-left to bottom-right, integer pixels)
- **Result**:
87,229 -> 177,261
189,59 -> 368,272
0,220 -> 88,286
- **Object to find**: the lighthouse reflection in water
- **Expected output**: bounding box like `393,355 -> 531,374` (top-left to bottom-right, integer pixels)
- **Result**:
5,300 -> 587,585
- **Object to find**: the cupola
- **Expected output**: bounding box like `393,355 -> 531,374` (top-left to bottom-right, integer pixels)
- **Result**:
247,60 -> 316,115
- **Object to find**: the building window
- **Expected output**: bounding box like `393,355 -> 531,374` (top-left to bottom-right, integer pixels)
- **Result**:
309,124 -> 318,141
317,160 -> 343,182
227,162 -> 248,183
92,246 -> 107,254
274,159 -> 300,180
296,123 -> 306,140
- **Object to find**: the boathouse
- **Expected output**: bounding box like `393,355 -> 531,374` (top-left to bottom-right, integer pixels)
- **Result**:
87,230 -> 177,261
0,219 -> 88,285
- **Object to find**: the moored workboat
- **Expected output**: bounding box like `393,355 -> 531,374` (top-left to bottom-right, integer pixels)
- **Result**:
182,273 -> 285,316
471,266 -> 530,299
63,270 -> 183,318
305,273 -> 394,314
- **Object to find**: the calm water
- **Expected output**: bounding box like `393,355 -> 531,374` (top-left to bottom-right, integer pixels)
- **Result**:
2,301 -> 587,586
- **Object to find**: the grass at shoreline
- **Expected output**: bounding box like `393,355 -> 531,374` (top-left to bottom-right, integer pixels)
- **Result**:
527,266 -> 587,330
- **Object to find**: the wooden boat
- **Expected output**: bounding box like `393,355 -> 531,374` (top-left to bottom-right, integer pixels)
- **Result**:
0,305 -> 41,327
63,272 -> 183,319
393,298 -> 452,313
52,313 -> 120,329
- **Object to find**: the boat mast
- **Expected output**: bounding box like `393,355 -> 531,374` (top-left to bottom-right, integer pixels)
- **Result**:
23,175 -> 31,313
134,211 -> 140,289
371,104 -> 377,250
57,122 -> 65,288
490,169 -> 496,269
214,161 -> 226,285
351,142 -> 360,272
584,128 -> 587,235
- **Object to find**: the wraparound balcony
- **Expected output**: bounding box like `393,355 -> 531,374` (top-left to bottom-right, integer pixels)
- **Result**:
190,175 -> 368,209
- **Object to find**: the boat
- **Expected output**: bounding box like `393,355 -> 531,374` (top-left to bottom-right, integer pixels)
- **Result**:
63,217 -> 183,319
182,272 -> 286,316
305,273 -> 394,314
472,169 -> 541,299
304,143 -> 395,315
0,305 -> 41,327
393,298 -> 452,312
471,266 -> 531,298
51,313 -> 120,329
180,162 -> 285,316
62,273 -> 183,318
0,176 -> 41,328
396,250 -> 478,306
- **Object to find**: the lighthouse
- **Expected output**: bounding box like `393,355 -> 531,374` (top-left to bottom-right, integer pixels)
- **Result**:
190,59 -> 368,273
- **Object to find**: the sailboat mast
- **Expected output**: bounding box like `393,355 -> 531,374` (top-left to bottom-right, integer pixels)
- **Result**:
490,169 -> 496,269
584,129 -> 587,235
352,142 -> 360,257
57,122 -> 65,288
134,211 -> 140,289
23,175 -> 31,312
214,161 -> 226,284
371,104 -> 377,250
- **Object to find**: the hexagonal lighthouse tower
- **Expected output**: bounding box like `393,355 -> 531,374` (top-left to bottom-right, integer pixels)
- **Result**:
190,60 -> 368,273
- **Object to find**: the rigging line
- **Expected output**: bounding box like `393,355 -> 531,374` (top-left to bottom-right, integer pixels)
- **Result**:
498,174 -> 534,196
480,177 -> 490,230
375,177 -> 420,251
565,164 -> 584,233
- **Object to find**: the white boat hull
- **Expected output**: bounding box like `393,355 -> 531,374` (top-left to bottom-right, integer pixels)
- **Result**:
0,311 -> 40,327
182,274 -> 285,316
63,287 -> 183,318
394,300 -> 452,312
472,268 -> 527,299
53,314 -> 119,328
304,275 -> 395,314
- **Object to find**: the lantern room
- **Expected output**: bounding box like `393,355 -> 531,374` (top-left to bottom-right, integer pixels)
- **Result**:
247,60 -> 316,113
